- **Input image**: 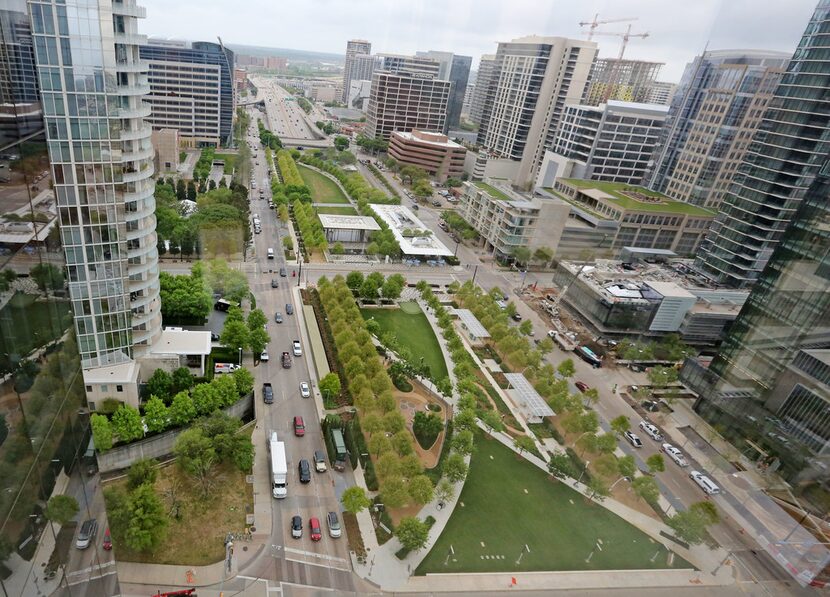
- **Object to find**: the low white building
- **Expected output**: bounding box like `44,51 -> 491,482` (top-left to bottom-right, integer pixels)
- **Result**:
369,204 -> 453,261
319,214 -> 380,244
83,361 -> 140,411
141,328 -> 213,379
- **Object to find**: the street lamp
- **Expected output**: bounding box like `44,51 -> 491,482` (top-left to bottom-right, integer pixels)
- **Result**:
575,461 -> 590,486
238,347 -> 242,366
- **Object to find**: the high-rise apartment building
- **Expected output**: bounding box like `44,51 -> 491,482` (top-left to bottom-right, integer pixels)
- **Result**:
692,27 -> 830,288
342,39 -> 372,102
544,100 -> 668,185
0,1 -> 42,145
645,50 -> 789,211
582,58 -> 663,106
140,38 -> 235,147
378,53 -> 440,76
366,69 -> 451,140
468,54 -> 495,126
31,0 -> 162,373
416,50 -> 472,129
476,36 -> 597,188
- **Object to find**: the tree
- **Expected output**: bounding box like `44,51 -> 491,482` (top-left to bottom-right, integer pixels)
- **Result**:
247,309 -> 270,355
480,409 -> 504,435
368,433 -> 392,457
450,429 -> 474,455
691,501 -> 720,525
648,366 -> 679,388
169,390 -> 196,426
145,369 -> 173,402
334,136 -> 349,150
513,435 -> 536,455
175,428 -> 217,497
510,246 -> 531,266
412,411 -> 443,447
122,484 -> 168,552
518,320 -> 533,336
632,476 -> 660,503
408,475 -> 434,505
30,263 -> 64,292
443,453 -> 468,482
587,477 -> 610,501
171,367 -> 194,394
45,495 -> 79,530
610,415 -> 631,436
453,408 -> 476,432
382,476 -> 411,508
557,359 -> 576,378
111,405 -> 144,442
667,504 -> 717,545
143,396 -> 169,434
616,455 -> 637,482
220,317 -> 250,354
646,453 -> 666,473
383,410 -> 406,434
232,367 -> 254,396
341,486 -> 371,514
435,478 -> 455,504
126,458 -> 158,490
392,430 -> 414,456
594,433 -> 618,454
346,270 -> 364,290
319,372 -> 341,401
91,413 -> 113,451
532,246 -> 554,266
547,453 -> 578,479
562,411 -> 599,436
396,516 -> 430,552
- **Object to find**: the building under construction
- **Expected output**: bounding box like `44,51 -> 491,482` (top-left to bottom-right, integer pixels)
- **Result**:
583,58 -> 664,105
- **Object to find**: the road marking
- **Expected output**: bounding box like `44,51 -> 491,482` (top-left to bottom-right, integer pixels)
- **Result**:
67,559 -> 116,577
283,546 -> 348,564
66,570 -> 118,587
285,556 -> 350,572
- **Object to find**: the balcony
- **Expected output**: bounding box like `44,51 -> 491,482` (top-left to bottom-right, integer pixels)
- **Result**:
118,82 -> 151,97
117,103 -> 151,119
121,145 -> 154,163
114,60 -> 150,73
114,31 -> 147,46
119,125 -> 152,142
122,163 -> 154,183
112,0 -> 147,18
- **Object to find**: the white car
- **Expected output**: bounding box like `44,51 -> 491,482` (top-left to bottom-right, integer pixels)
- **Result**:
661,443 -> 688,467
292,340 -> 302,356
638,420 -> 664,442
623,431 -> 643,448
300,382 -> 310,398
260,350 -> 269,362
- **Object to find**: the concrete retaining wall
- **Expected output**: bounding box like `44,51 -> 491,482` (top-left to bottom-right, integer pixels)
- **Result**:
97,392 -> 254,473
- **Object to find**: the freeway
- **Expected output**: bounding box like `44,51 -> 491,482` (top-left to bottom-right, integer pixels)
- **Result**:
249,77 -> 330,147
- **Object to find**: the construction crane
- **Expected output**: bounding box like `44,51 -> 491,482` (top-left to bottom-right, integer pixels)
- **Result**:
579,14 -> 638,41
588,24 -> 650,60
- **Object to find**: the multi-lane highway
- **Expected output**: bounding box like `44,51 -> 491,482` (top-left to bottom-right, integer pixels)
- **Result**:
249,77 -> 325,144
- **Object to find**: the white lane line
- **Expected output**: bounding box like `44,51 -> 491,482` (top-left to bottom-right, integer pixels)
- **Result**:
66,560 -> 116,577
66,570 -> 118,587
283,546 -> 348,564
284,557 -> 350,572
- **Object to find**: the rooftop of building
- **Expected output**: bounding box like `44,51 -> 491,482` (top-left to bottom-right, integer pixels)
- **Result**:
555,179 -> 716,216
369,204 -> 452,257
318,214 -> 380,231
392,130 -> 463,149
82,360 -> 139,384
149,328 -> 212,356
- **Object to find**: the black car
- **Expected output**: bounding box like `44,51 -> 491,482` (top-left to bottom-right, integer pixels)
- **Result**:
298,459 -> 311,483
285,303 -> 294,315
279,267 -> 287,277
275,311 -> 283,324
271,279 -> 279,288
512,312 -> 522,322
210,332 -> 220,341
291,515 -> 303,538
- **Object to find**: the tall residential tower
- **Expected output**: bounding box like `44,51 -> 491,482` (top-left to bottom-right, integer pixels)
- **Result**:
341,39 -> 372,103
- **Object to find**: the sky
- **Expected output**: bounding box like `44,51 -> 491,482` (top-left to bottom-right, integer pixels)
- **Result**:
139,0 -> 819,81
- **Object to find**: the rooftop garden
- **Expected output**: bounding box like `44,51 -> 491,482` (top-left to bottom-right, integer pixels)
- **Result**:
474,181 -> 513,202
557,179 -> 716,216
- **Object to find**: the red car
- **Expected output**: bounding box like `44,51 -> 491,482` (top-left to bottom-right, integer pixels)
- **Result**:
293,416 -> 305,437
309,517 -> 322,541
102,528 -> 112,551
575,381 -> 590,393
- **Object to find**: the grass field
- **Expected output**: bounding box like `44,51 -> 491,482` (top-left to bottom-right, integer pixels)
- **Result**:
416,431 -> 690,574
315,205 -> 358,215
214,153 -> 237,174
298,164 -> 351,204
0,292 -> 71,373
361,302 -> 449,382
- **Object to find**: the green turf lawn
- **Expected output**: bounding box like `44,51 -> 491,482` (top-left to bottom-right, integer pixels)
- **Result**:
315,205 -> 358,215
416,431 -> 691,574
298,164 -> 351,204
360,302 -> 449,382
0,292 -> 71,373
214,153 -> 237,174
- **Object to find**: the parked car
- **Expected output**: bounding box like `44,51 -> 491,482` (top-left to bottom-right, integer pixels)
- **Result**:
642,400 -> 660,412
327,511 -> 341,538
75,519 -> 98,550
689,470 -> 720,495
294,416 -> 305,437
260,350 -> 269,362
512,312 -> 522,322
575,381 -> 590,393
309,517 -> 322,541
102,528 -> 112,551
300,382 -> 310,398
291,515 -> 303,538
298,459 -> 311,483
638,420 -> 664,442
210,332 -> 220,342
285,303 -> 294,315
313,450 -> 327,472
623,431 -> 643,448
662,443 -> 689,467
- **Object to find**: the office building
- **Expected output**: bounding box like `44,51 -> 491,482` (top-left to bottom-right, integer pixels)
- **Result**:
459,179 -> 570,260
32,0 -> 163,372
476,36 -> 597,189
389,130 -> 466,181
140,38 -> 235,147
347,79 -> 372,111
0,1 -> 42,146
646,81 -> 677,105
342,39 -> 373,102
366,70 -> 451,140
468,54 -> 496,126
645,50 -> 789,212
543,179 -> 715,255
583,58 -> 663,105
416,51 -> 472,129
539,100 -> 668,187
378,53 -> 440,76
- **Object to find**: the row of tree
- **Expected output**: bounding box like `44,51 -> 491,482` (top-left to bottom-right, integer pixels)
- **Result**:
345,270 -> 405,301
219,306 -> 270,357
277,150 -> 305,187
292,199 -> 328,257
257,119 -> 283,150
615,335 -> 696,363
355,134 -> 388,155
159,259 -> 249,324
193,147 -> 215,181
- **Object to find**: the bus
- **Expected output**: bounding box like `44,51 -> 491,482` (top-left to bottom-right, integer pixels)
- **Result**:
213,298 -> 240,312
576,346 -> 602,368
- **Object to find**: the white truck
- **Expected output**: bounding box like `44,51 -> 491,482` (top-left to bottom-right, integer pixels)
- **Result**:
268,431 -> 287,499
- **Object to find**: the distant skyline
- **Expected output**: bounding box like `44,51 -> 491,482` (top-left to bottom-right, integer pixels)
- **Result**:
139,0 -> 818,81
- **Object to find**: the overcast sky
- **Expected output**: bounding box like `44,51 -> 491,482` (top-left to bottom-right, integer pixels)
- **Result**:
139,0 -> 818,81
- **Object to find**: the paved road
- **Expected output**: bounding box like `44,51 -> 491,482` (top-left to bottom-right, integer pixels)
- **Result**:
251,78 -> 319,142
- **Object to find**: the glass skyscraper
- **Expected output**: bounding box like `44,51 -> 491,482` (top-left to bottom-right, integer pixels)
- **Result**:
693,1 -> 830,288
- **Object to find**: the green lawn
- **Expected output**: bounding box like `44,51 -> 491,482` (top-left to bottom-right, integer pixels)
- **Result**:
214,153 -> 237,174
557,179 -> 715,216
315,205 -> 358,215
474,181 -> 513,202
0,293 -> 71,374
360,302 -> 449,382
416,431 -> 690,574
298,164 -> 351,204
